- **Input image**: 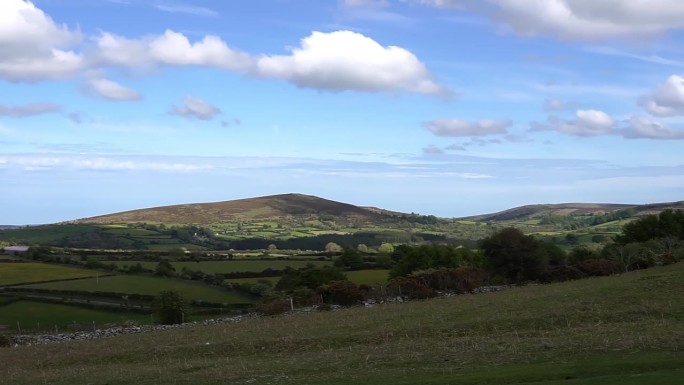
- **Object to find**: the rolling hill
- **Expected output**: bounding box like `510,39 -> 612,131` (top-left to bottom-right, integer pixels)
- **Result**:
72,193 -> 385,225
468,201 -> 684,222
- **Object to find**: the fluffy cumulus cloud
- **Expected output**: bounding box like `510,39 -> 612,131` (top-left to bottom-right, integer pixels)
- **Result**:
0,0 -> 83,81
532,109 -> 615,137
424,119 -> 512,137
2,2 -> 443,97
256,31 -> 445,95
414,0 -> 684,40
95,30 -> 254,72
621,117 -> 684,140
87,77 -> 142,101
170,96 -> 221,120
0,102 -> 61,117
642,75 -> 684,117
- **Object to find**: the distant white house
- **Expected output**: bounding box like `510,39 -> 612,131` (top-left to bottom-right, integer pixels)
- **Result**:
4,246 -> 29,255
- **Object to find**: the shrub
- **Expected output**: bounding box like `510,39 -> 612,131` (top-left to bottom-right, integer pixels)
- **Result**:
0,334 -> 11,348
386,277 -> 436,300
575,259 -> 622,277
538,265 -> 586,283
152,290 -> 188,325
255,300 -> 291,316
318,280 -> 364,306
411,267 -> 488,294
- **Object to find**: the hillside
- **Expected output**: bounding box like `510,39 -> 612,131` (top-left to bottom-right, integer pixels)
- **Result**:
74,193 -> 384,225
469,201 -> 684,222
2,263 -> 683,384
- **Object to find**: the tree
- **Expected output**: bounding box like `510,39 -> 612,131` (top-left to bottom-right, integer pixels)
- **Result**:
480,227 -> 543,283
325,242 -> 343,254
152,290 -> 188,325
378,243 -> 395,254
155,260 -> 176,277
334,247 -> 364,270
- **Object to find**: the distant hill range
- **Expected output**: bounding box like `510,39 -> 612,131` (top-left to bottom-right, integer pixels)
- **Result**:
468,201 -> 684,222
71,193 -> 684,225
73,193 -> 388,225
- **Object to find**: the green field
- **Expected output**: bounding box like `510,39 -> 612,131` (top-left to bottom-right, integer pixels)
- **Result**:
224,269 -> 390,286
2,262 -> 683,384
108,259 -> 332,274
0,301 -> 151,331
23,275 -> 253,304
0,224 -> 98,244
0,263 -> 98,286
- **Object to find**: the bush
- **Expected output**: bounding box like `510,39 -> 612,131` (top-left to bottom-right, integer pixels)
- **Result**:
386,277 -> 436,300
0,334 -> 11,348
575,259 -> 621,277
539,265 -> 586,283
318,280 -> 364,306
410,267 -> 488,294
255,300 -> 291,316
152,290 -> 188,325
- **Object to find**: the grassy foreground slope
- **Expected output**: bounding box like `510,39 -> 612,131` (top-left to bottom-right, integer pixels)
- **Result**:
3,264 -> 684,385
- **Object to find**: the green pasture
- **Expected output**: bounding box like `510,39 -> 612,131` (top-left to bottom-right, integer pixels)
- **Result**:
0,301 -> 151,331
4,260 -> 684,385
0,263 -> 98,286
107,259 -> 332,274
224,270 -> 389,287
23,275 -> 253,304
344,269 -> 390,285
0,224 -> 98,245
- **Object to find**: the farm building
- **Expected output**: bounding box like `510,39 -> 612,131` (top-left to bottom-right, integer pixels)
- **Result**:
3,246 -> 29,255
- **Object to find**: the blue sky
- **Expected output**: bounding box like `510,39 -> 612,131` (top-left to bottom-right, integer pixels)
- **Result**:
1,0 -> 684,224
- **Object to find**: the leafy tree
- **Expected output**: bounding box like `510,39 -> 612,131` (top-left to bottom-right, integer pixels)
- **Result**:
325,242 -> 343,254
378,243 -> 395,254
275,266 -> 346,291
334,247 -> 364,270
155,260 -> 177,277
152,290 -> 188,325
480,227 -> 543,283
617,209 -> 684,244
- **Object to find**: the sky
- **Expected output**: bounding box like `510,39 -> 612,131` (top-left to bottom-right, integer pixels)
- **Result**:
1,0 -> 684,224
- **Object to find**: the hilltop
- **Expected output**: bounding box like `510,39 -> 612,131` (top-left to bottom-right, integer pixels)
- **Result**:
73,193 -> 385,225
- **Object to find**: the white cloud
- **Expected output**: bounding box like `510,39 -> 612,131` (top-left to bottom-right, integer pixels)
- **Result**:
424,119 -> 512,137
621,117 -> 684,140
170,96 -> 221,120
643,75 -> 684,117
0,0 -> 83,81
87,77 -> 142,101
256,30 -> 445,95
95,30 -> 254,72
414,0 -> 684,41
342,0 -> 389,7
531,109 -> 615,137
149,30 -> 253,71
0,103 -> 61,117
544,98 -> 574,112
153,2 -> 219,18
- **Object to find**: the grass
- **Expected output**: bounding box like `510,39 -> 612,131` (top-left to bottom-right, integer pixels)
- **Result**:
22,275 -> 253,304
0,263 -> 98,285
0,224 -> 98,244
107,260 -> 332,274
0,301 -> 151,332
3,262 -> 683,384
